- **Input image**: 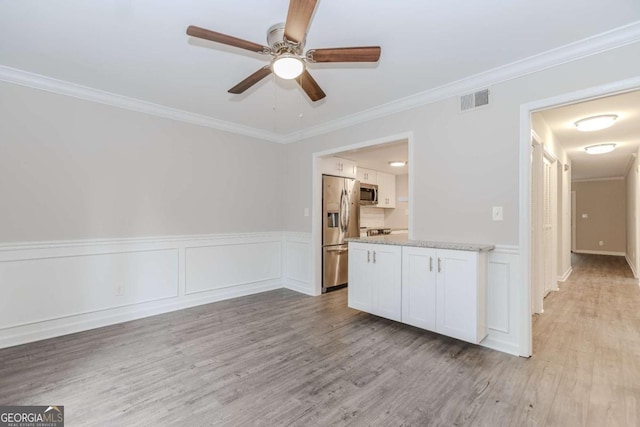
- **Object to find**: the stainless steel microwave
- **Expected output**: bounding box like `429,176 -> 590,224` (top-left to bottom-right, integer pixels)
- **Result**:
359,183 -> 378,205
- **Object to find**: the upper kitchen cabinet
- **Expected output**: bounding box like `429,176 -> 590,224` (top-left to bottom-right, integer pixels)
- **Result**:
377,172 -> 396,208
320,157 -> 356,179
356,167 -> 377,185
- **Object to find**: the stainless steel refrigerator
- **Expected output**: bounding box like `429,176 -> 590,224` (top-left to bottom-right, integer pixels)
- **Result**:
322,175 -> 360,293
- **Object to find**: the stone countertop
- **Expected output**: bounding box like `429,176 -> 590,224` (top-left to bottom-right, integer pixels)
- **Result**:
345,235 -> 495,252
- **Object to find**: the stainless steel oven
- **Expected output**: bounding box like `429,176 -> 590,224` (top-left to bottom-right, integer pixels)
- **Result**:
359,183 -> 378,205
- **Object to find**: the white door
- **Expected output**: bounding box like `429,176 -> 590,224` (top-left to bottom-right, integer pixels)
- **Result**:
542,156 -> 554,296
571,191 -> 577,252
531,141 -> 544,314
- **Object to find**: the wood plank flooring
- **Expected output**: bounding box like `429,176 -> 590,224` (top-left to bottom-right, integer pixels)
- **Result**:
1,253 -> 639,426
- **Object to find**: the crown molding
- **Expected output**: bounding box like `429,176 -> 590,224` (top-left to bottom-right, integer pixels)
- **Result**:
0,65 -> 283,143
280,21 -> 640,144
1,21 -> 639,145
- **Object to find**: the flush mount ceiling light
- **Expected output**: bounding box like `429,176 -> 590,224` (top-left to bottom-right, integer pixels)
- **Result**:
574,114 -> 618,132
388,161 -> 407,167
584,143 -> 616,155
272,55 -> 305,80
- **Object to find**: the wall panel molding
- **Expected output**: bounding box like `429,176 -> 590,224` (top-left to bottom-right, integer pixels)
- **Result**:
481,245 -> 520,356
0,232 -> 285,349
282,232 -> 313,296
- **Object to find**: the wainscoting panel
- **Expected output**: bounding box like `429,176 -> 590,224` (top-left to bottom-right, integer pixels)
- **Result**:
282,232 -> 313,295
0,249 -> 178,330
0,232 -> 284,349
481,245 -> 520,356
185,241 -> 281,294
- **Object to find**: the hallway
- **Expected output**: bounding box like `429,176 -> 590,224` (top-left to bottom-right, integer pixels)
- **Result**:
532,253 -> 640,425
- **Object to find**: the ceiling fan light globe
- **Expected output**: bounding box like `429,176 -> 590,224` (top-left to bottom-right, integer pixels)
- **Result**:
272,56 -> 304,79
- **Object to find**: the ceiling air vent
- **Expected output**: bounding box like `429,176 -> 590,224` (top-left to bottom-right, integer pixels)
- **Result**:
459,89 -> 490,112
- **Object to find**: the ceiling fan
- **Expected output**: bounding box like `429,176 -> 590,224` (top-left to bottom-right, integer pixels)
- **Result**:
186,0 -> 381,102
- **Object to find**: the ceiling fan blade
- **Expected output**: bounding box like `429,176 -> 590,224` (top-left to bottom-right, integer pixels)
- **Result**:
284,0 -> 318,44
306,47 -> 381,63
295,70 -> 326,102
228,66 -> 272,94
187,25 -> 270,54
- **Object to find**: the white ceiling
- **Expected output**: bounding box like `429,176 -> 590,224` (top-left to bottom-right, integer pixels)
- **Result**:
1,1 -> 640,136
340,140 -> 408,175
537,90 -> 640,180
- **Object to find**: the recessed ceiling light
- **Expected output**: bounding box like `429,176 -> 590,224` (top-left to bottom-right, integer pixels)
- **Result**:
574,114 -> 618,132
584,143 -> 616,155
388,161 -> 407,167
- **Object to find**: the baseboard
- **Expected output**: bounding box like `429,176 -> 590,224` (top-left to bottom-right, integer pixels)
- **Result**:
573,250 -> 625,256
0,279 -> 282,349
558,266 -> 573,282
283,279 -> 315,296
625,254 -> 639,279
480,335 -> 520,357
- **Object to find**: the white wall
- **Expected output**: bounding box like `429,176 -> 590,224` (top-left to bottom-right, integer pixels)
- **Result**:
284,42 -> 640,355
0,82 -> 285,243
626,151 -> 640,277
0,82 -> 290,348
284,43 -> 640,245
384,174 -> 409,229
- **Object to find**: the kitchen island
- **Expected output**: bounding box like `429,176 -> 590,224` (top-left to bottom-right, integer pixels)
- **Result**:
345,236 -> 494,344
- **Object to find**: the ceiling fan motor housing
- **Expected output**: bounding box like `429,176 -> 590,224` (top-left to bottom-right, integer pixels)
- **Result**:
267,23 -> 304,55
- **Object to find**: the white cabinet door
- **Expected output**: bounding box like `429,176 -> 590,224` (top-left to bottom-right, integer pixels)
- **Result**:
348,243 -> 401,322
340,158 -> 357,179
348,243 -> 374,313
435,249 -> 483,343
377,172 -> 396,208
320,157 -> 356,179
356,168 -> 377,185
371,244 -> 402,322
401,247 -> 437,330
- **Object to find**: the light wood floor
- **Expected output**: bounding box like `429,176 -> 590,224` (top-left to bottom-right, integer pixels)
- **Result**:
1,254 -> 639,426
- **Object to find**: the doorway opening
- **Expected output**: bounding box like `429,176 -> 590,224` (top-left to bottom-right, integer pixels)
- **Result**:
521,81 -> 640,356
310,132 -> 414,296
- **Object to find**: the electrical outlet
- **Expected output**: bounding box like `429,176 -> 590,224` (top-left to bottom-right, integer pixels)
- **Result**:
492,206 -> 503,221
582,213 -> 588,219
304,207 -> 309,217
599,241 -> 604,246
114,284 -> 125,296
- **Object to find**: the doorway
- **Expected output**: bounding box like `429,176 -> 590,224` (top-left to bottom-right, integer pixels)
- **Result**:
310,132 -> 415,296
521,79 -> 640,356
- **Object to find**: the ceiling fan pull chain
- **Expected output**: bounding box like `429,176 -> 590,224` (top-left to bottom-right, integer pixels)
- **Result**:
298,72 -> 304,119
272,72 -> 277,112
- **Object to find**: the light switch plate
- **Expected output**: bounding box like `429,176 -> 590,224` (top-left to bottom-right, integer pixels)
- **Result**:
492,206 -> 503,221
304,208 -> 309,217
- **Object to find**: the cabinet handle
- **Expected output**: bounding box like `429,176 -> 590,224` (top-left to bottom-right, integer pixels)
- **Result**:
429,256 -> 433,272
372,251 -> 376,263
367,250 -> 370,263
438,257 -> 442,273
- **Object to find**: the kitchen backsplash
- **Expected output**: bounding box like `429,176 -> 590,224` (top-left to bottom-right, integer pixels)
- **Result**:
360,207 -> 385,228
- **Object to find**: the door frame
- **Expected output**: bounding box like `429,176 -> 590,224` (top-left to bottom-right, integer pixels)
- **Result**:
311,131 -> 415,296
518,76 -> 640,357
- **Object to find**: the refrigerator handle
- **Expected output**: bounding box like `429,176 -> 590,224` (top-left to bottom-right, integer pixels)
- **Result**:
339,189 -> 348,232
